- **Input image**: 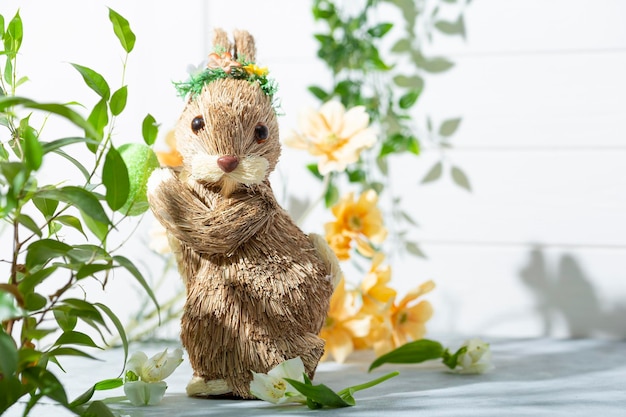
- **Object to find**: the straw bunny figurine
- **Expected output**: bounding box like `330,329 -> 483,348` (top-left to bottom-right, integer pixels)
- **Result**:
147,29 -> 340,399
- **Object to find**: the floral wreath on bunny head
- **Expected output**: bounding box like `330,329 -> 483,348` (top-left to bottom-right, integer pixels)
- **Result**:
173,30 -> 279,111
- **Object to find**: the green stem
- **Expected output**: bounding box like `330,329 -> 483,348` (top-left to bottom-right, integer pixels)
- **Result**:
337,371 -> 399,397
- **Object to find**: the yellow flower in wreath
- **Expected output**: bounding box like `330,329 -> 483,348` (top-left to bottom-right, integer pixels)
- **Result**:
325,189 -> 387,260
283,101 -> 377,175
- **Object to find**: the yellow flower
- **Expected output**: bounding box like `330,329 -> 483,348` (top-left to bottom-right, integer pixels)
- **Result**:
283,101 -> 377,175
360,253 -> 396,307
243,63 -> 269,77
325,189 -> 387,260
352,253 -> 396,353
325,232 -> 352,261
156,130 -> 183,168
320,279 -> 371,363
386,280 -> 435,352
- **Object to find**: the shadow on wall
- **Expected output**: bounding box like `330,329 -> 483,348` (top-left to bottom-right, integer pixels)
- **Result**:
520,247 -> 626,339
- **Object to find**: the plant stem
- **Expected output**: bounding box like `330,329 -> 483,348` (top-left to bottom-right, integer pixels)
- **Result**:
337,371 -> 399,396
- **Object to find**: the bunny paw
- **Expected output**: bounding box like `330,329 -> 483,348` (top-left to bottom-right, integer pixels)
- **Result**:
147,167 -> 175,197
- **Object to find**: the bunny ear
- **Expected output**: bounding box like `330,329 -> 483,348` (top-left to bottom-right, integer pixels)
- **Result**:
233,29 -> 256,62
212,28 -> 232,52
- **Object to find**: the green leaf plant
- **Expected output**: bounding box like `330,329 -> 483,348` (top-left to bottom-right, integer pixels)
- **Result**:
0,8 -> 160,416
307,0 -> 473,261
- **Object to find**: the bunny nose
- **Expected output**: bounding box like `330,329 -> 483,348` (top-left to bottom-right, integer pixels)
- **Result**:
217,155 -> 239,173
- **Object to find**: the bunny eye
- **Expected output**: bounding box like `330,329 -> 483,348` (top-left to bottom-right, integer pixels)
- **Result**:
191,116 -> 205,133
254,122 -> 269,144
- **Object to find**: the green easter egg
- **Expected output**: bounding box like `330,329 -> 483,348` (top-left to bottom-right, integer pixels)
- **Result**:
119,143 -> 160,216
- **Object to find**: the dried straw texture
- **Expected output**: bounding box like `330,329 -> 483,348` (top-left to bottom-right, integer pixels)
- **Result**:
148,30 -> 335,398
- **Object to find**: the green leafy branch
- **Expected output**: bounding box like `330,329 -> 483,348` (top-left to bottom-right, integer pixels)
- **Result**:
1,8 -> 161,417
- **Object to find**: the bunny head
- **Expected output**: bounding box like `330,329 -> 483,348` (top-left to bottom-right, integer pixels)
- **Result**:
174,29 -> 280,197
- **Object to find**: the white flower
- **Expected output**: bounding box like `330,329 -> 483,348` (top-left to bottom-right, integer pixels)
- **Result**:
124,381 -> 168,406
454,338 -> 495,374
124,348 -> 183,406
249,357 -> 307,404
126,348 -> 183,383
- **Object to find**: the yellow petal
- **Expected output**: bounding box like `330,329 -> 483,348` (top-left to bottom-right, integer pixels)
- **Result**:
320,101 -> 346,134
397,280 -> 436,309
324,328 -> 354,363
339,106 -> 370,139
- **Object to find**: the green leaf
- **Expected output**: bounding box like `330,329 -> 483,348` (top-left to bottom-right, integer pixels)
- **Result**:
421,161 -> 443,184
102,146 -> 130,211
85,400 -> 117,417
21,366 -> 68,405
110,85 -> 128,116
53,308 -> 78,332
46,347 -> 99,361
284,377 -> 351,409
69,376 -> 123,408
0,329 -> 19,377
434,16 -> 466,38
393,74 -> 424,91
306,163 -> 323,180
95,303 -> 129,377
398,89 -> 421,109
4,11 -> 23,55
17,213 -> 42,237
68,244 -> 111,263
451,166 -> 471,191
41,137 -> 100,154
308,86 -> 329,101
0,97 -> 99,140
367,22 -> 393,38
0,290 -> 23,321
69,385 -> 96,408
55,215 -> 86,237
324,182 -> 339,207
87,99 -> 109,149
414,51 -> 454,73
61,299 -> 105,323
439,118 -> 462,137
406,241 -> 427,258
112,256 -> 159,317
369,339 -> 444,372
25,239 -> 72,268
141,113 -> 158,145
17,267 -> 56,296
95,378 -> 123,390
4,57 -> 13,86
24,292 -> 47,311
71,64 -> 110,100
76,262 -> 115,280
37,186 -> 111,225
81,213 -> 109,241
49,148 -> 91,181
54,331 -> 101,349
391,38 -> 411,53
21,121 -> 43,171
108,8 -> 136,53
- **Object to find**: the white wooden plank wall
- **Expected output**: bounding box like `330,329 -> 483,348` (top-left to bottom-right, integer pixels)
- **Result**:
1,0 -> 624,340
